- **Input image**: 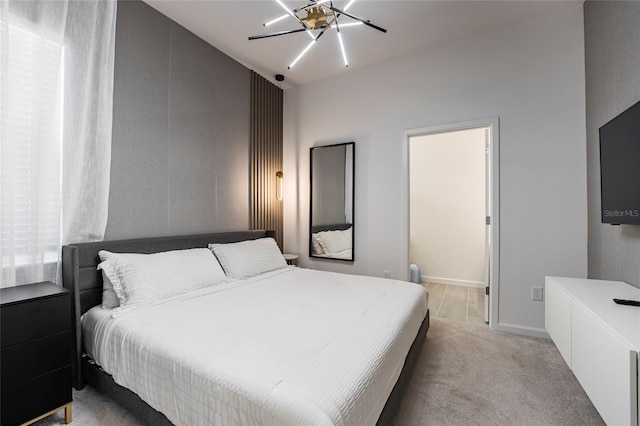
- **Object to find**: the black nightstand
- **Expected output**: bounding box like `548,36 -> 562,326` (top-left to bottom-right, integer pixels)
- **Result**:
1,281 -> 72,425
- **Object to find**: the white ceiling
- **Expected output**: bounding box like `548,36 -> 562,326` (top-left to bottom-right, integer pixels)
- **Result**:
142,0 -> 580,88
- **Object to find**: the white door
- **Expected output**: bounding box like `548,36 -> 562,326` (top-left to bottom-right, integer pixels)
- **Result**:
484,128 -> 491,323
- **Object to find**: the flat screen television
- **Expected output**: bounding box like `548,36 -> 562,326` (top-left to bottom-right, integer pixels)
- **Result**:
599,99 -> 640,225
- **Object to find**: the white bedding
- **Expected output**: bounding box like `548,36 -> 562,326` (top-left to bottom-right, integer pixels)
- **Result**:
82,267 -> 428,426
320,249 -> 352,260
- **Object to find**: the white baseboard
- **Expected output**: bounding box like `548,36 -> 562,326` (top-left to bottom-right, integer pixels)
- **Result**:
494,322 -> 550,339
422,275 -> 484,288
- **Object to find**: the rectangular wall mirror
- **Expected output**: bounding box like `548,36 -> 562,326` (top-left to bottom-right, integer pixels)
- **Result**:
310,142 -> 354,261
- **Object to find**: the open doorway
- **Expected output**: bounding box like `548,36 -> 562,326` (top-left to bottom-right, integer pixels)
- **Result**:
410,127 -> 487,323
402,118 -> 499,328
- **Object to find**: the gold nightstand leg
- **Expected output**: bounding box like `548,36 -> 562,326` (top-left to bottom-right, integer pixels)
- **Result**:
20,403 -> 72,426
64,403 -> 72,424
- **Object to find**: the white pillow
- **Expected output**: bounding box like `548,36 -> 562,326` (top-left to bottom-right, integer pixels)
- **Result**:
97,268 -> 120,309
311,233 -> 324,255
343,227 -> 352,242
315,229 -> 352,255
97,248 -> 226,310
209,237 -> 287,279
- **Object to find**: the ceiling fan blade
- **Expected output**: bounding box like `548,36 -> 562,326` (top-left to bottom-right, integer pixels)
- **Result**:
288,23 -> 333,69
327,6 -> 387,33
313,24 -> 330,42
248,28 -> 307,40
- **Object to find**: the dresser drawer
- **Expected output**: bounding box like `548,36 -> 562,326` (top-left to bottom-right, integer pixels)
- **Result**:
0,293 -> 70,348
1,366 -> 72,426
1,331 -> 71,389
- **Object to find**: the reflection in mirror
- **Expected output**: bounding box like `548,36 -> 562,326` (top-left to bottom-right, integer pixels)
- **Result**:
310,142 -> 354,261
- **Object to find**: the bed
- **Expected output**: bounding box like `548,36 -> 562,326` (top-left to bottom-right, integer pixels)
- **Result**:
62,230 -> 429,425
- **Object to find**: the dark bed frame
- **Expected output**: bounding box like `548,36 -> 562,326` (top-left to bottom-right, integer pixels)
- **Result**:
62,229 -> 429,425
310,223 -> 352,233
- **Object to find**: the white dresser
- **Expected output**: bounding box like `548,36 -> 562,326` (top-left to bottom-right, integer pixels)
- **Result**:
545,276 -> 640,426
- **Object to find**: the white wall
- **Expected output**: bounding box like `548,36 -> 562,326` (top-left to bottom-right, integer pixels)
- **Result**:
283,5 -> 587,335
410,129 -> 486,287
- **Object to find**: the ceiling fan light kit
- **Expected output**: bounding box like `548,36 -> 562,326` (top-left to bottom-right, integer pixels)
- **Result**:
306,6 -> 328,29
249,0 -> 386,71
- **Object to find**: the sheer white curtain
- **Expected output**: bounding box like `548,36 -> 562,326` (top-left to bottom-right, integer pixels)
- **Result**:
0,0 -> 117,288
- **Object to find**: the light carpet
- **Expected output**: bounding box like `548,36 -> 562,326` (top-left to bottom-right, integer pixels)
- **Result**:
35,317 -> 604,426
394,317 -> 604,425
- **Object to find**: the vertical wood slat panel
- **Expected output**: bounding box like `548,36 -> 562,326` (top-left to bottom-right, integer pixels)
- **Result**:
249,71 -> 283,249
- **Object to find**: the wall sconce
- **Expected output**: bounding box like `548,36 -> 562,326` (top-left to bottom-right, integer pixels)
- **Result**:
276,171 -> 283,201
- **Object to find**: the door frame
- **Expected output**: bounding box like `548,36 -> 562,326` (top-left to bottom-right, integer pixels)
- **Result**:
401,117 -> 500,329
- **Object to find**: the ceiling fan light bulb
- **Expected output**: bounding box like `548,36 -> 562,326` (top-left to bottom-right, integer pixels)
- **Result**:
275,0 -> 296,18
288,39 -> 316,69
344,0 -> 356,11
337,31 -> 348,67
264,14 -> 288,27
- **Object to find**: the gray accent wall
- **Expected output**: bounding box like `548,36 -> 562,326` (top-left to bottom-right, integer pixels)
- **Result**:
585,1 -> 640,288
105,0 -> 250,239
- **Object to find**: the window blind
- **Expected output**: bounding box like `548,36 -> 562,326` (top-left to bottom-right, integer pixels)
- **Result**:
0,18 -> 64,285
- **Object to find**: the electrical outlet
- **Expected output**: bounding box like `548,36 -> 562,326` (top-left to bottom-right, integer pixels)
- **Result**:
383,271 -> 391,278
531,286 -> 544,301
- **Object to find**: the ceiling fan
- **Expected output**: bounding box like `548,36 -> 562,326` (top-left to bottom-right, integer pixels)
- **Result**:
248,0 -> 387,69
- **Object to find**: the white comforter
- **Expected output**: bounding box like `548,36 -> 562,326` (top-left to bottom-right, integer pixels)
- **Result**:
83,267 -> 428,426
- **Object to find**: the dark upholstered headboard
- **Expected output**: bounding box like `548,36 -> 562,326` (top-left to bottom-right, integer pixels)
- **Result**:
62,229 -> 274,389
311,223 -> 352,233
